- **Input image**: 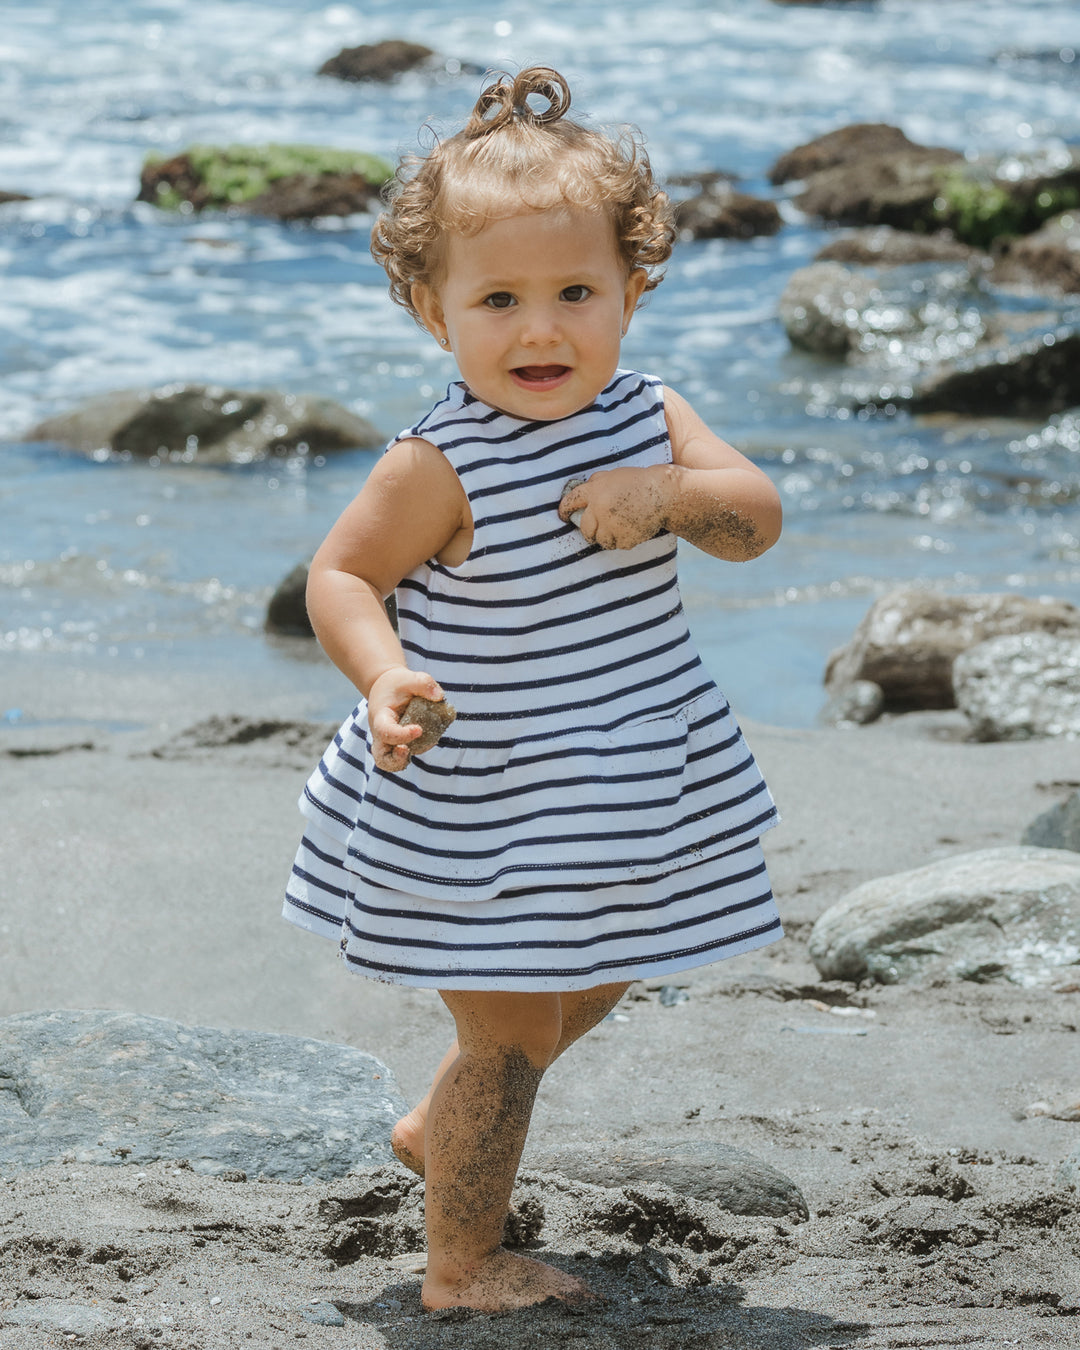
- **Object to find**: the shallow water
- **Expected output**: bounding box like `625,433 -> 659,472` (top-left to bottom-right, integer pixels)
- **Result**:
2,0 -> 1079,725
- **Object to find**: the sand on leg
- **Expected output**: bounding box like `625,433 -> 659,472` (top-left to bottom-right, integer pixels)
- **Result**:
419,988 -> 601,1312
392,981 -> 631,1178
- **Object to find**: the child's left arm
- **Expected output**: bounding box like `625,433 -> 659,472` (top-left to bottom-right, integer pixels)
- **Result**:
558,386 -> 781,560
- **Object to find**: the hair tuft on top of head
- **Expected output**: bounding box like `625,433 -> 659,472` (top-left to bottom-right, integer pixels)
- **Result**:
464,68 -> 573,138
371,64 -> 675,321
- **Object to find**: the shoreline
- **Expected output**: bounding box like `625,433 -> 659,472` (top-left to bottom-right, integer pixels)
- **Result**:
2,657 -> 1079,1346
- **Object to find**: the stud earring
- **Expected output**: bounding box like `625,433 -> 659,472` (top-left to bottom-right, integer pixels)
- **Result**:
439,337 -> 450,348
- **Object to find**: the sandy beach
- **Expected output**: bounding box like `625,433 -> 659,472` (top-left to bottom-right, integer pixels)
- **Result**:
1,651 -> 1078,1348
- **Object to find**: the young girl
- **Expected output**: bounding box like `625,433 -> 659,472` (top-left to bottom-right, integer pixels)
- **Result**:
284,66 -> 783,1314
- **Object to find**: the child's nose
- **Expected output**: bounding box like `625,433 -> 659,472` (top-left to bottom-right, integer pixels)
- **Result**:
519,306 -> 561,346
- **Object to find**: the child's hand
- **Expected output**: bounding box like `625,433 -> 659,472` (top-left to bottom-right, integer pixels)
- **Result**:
558,466 -> 671,550
367,666 -> 447,772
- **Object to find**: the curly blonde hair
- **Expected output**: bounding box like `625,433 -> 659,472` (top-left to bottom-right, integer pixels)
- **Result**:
371,66 -> 674,320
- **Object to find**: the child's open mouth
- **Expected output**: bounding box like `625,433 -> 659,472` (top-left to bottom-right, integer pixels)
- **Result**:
511,365 -> 571,388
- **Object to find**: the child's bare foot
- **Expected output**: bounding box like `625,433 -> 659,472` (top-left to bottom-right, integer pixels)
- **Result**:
422,1249 -> 598,1313
391,1109 -> 426,1178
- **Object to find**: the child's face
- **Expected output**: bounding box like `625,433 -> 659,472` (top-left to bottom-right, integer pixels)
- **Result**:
414,206 -> 648,421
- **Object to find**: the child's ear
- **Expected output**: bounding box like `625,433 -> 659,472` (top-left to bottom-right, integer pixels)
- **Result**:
622,268 -> 649,331
414,284 -> 448,347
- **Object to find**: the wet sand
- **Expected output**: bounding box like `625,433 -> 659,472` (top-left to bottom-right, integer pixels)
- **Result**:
1,653 -> 1079,1348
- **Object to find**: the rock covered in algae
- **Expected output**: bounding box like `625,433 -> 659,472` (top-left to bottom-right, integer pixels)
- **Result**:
399,696 -> 456,753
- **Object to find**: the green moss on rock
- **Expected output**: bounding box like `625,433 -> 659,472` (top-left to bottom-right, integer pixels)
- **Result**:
140,143 -> 393,215
931,167 -> 1080,248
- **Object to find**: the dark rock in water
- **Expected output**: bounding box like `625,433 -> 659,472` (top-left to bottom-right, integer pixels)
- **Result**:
815,225 -> 986,267
0,189 -> 32,205
240,172 -> 383,221
26,385 -> 382,464
824,587 -> 1080,712
769,123 -> 947,187
909,324 -> 1080,417
769,0 -> 883,8
808,846 -> 1080,987
674,186 -> 782,240
1024,791 -> 1080,853
138,144 -> 392,219
266,561 -> 398,638
793,148 -> 963,229
794,145 -> 1080,249
267,561 -> 314,637
992,210 -> 1080,294
818,679 -> 884,727
318,39 -> 435,81
527,1139 -> 808,1219
953,632 -> 1080,740
0,1010 -> 406,1178
780,247 -> 1078,419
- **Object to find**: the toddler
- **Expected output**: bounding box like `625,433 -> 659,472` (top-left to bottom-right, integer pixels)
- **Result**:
284,66 -> 783,1313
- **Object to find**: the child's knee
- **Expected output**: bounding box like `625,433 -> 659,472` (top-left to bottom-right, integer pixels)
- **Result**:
443,990 -> 563,1067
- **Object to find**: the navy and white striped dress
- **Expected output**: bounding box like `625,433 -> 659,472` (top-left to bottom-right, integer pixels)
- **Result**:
283,370 -> 781,990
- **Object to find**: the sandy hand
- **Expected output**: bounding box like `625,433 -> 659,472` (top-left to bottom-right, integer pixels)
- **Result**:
368,667 -> 448,772
558,465 -> 670,550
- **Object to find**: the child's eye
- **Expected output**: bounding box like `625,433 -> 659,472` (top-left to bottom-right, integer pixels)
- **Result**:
483,292 -> 515,310
561,285 -> 591,302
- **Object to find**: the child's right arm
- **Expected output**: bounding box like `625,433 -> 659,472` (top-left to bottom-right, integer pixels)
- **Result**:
306,438 -> 471,772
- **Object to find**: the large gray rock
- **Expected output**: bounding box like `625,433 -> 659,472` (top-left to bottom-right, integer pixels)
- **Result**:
1024,791 -> 1080,853
0,1010 -> 406,1178
809,846 -> 1080,987
780,261 -> 883,356
825,587 -> 1080,711
779,258 -> 986,359
953,632 -> 1080,740
527,1138 -> 808,1219
26,385 -> 382,464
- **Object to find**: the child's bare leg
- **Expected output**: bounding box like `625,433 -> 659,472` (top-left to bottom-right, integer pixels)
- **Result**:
391,1041 -> 457,1176
421,989 -> 598,1312
392,981 -> 630,1178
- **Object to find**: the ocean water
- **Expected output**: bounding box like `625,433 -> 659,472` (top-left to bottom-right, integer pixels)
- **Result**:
1,0 -> 1079,726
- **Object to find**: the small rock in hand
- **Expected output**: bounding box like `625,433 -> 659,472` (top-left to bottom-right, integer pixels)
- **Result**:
561,477 -> 587,528
398,696 -> 456,753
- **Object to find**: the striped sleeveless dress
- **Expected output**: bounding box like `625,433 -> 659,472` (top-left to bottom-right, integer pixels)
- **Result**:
283,369 -> 782,991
